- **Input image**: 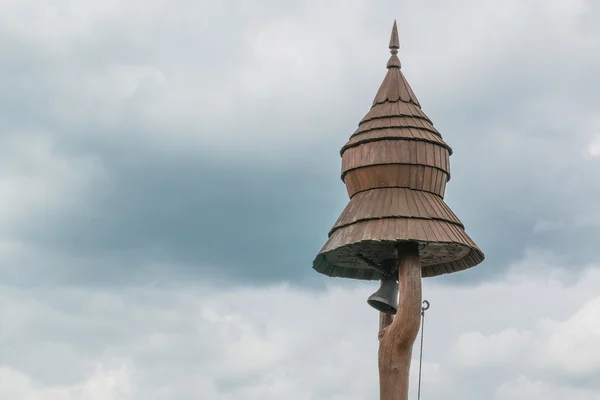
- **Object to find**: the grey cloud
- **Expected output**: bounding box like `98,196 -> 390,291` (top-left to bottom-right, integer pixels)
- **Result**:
24,150 -> 343,285
0,0 -> 600,290
1,261 -> 600,399
2,1 -> 600,399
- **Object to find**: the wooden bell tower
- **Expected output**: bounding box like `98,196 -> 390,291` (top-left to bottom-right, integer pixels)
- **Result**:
312,21 -> 485,399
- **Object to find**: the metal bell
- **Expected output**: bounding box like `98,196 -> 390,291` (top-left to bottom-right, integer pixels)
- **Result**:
367,277 -> 398,314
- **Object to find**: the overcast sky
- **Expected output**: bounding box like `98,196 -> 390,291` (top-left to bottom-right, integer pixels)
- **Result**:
1,0 -> 600,399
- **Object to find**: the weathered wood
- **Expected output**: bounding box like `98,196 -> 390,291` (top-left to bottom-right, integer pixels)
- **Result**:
351,118 -> 443,139
343,164 -> 448,198
341,140 -> 450,178
330,188 -> 462,233
311,18 -> 485,400
345,126 -> 450,152
360,102 -> 433,126
373,63 -> 421,106
312,19 -> 485,281
317,215 -> 481,278
378,242 -> 422,400
379,311 -> 394,336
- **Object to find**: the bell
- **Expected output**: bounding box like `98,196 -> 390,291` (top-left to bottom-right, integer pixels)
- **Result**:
367,277 -> 398,314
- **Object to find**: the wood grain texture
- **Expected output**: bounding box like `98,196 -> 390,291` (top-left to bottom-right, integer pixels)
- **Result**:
344,165 -> 447,198
360,101 -> 432,125
341,140 -> 450,178
373,67 -> 421,106
378,242 -> 422,400
314,217 -> 483,279
356,113 -> 439,137
330,188 -> 462,232
346,125 -> 450,152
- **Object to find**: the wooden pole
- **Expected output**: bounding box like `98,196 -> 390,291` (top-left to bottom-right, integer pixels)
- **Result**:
377,242 -> 422,400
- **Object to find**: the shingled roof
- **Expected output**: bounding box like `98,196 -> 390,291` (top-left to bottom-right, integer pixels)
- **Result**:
312,21 -> 484,280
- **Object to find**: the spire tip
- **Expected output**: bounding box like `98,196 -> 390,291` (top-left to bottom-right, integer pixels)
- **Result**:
387,20 -> 401,68
389,20 -> 399,50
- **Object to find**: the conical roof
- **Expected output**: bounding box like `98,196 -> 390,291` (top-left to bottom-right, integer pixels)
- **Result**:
313,21 -> 484,280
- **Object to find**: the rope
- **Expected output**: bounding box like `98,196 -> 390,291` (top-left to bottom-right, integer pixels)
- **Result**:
417,300 -> 430,400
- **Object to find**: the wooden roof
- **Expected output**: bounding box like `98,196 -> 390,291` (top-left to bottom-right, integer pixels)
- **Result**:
313,21 -> 484,280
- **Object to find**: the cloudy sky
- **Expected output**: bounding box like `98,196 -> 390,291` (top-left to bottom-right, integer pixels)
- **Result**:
1,0 -> 600,398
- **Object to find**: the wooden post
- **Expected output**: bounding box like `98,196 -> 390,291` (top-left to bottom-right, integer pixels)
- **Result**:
377,242 -> 422,400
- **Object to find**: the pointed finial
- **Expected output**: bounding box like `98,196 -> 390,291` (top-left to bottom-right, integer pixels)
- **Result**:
389,20 -> 400,50
387,20 -> 401,69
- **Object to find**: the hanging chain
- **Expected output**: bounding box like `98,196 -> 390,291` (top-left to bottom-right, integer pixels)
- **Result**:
417,300 -> 430,400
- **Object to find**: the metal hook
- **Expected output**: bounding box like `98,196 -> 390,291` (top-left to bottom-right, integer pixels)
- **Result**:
418,299 -> 430,400
421,300 -> 430,312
